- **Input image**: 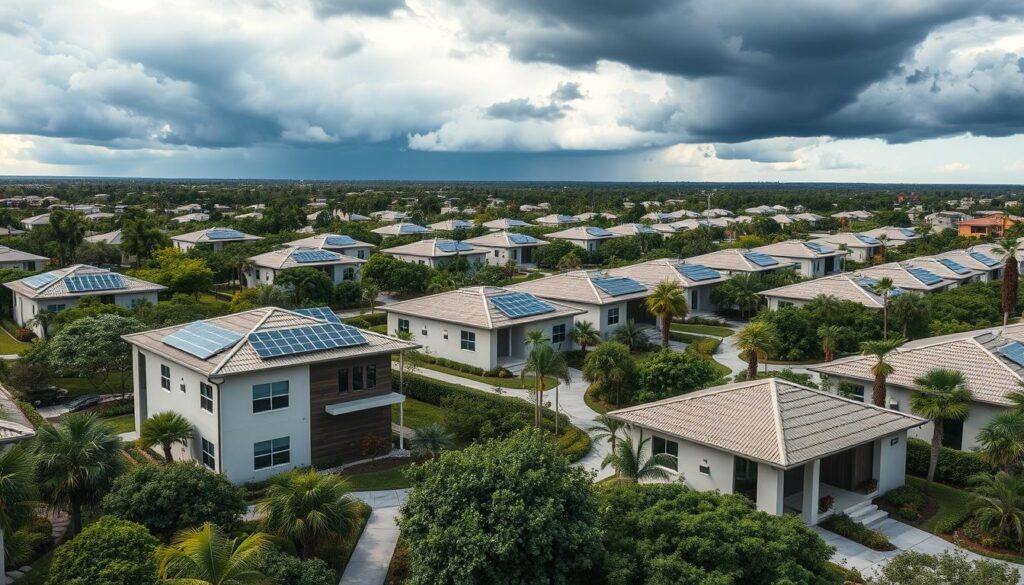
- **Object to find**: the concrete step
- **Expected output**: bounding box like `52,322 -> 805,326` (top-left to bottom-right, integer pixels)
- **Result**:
845,502 -> 877,521
870,518 -> 899,532
859,509 -> 890,528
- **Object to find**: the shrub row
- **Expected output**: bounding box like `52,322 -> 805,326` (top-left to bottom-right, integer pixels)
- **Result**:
345,312 -> 387,327
685,337 -> 721,357
906,438 -> 995,487
819,514 -> 895,551
14,398 -> 45,429
934,507 -> 974,534
408,352 -> 513,378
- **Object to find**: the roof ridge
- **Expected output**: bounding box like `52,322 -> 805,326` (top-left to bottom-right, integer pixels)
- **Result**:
610,378 -> 774,414
210,307 -> 276,375
769,380 -> 789,467
970,336 -> 1024,383
481,288 -> 494,329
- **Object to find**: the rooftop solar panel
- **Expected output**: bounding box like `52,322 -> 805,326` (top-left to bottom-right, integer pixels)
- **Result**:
448,220 -> 473,228
248,323 -> 368,359
1000,341 -> 1024,368
803,241 -> 834,254
489,293 -> 555,318
500,219 -> 530,227
397,224 -> 429,234
906,266 -> 943,285
291,249 -> 339,263
899,228 -> 918,237
23,272 -> 58,289
207,229 -> 244,240
508,233 -> 539,244
854,234 -> 882,245
324,235 -> 356,246
969,251 -> 1000,267
65,273 -> 126,292
163,322 -> 243,359
585,227 -> 613,237
592,276 -> 647,296
292,307 -> 342,324
556,215 -> 576,222
936,258 -> 970,275
677,264 -> 721,282
631,224 -> 657,234
436,240 -> 474,253
744,251 -> 779,267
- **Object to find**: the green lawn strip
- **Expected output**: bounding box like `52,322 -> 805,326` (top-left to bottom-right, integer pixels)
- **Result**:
670,323 -> 734,337
391,398 -> 445,430
51,373 -> 129,397
99,413 -> 136,434
905,476 -> 973,533
0,326 -> 32,354
345,466 -> 412,491
407,360 -> 556,390
583,385 -> 612,415
333,502 -> 373,575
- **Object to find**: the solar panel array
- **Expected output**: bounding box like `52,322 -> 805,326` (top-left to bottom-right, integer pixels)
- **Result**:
65,273 -> 126,292
293,307 -> 343,324
937,258 -> 970,275
855,277 -> 903,297
855,234 -> 882,245
633,224 -> 657,234
508,233 -> 539,244
999,341 -> 1024,368
248,323 -> 368,359
502,219 -> 529,227
489,293 -> 555,318
592,276 -> 647,296
291,249 -> 339,263
556,215 -> 576,222
744,251 -> 779,267
803,241 -> 834,254
969,251 -> 1000,267
447,220 -> 473,229
907,266 -> 943,285
163,322 -> 243,359
23,272 -> 58,289
436,241 -> 474,253
585,227 -> 613,237
677,264 -> 721,282
207,229 -> 244,240
397,224 -> 429,234
899,228 -> 917,237
325,235 -> 356,246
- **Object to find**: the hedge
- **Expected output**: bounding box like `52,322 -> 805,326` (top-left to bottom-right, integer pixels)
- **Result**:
397,373 -> 591,462
819,513 -> 895,551
345,312 -> 387,327
407,351 -> 515,378
906,438 -> 995,487
14,399 -> 46,429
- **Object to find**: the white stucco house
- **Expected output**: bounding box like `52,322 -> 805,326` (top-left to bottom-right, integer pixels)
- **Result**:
924,211 -> 972,232
809,233 -> 884,263
122,307 -> 418,484
934,248 -> 1004,281
482,218 -> 531,231
534,214 -> 578,226
898,256 -> 983,288
685,248 -> 798,277
381,238 -> 488,269
384,287 -> 584,371
833,210 -> 874,222
545,226 -> 615,253
462,231 -> 548,267
20,214 -> 49,231
172,213 -> 211,224
370,222 -> 432,237
761,273 -> 895,311
285,233 -> 374,260
606,223 -> 660,238
610,378 -> 925,525
85,229 -> 122,246
507,270 -> 651,336
854,262 -> 954,294
5,265 -> 165,336
427,219 -> 475,232
607,258 -> 727,315
862,226 -> 924,247
0,246 -> 48,271
751,240 -> 847,278
244,247 -> 364,287
811,324 -> 1024,451
172,227 -> 262,252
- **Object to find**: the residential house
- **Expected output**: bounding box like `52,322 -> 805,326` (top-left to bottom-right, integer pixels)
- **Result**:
958,214 -> 1015,238
862,226 -> 923,247
381,238 -> 487,269
702,208 -> 735,218
934,248 -> 1005,281
810,233 -> 884,263
924,211 -> 972,232
534,214 -> 579,226
667,209 -> 702,219
761,273 -> 898,311
171,213 -> 211,224
0,227 -> 25,236
642,212 -> 675,223
545,226 -> 615,253
607,259 -> 727,314
606,223 -> 660,238
832,210 -> 874,222
285,233 -> 374,260
0,246 -> 48,271
462,231 -> 548,267
508,270 -> 651,336
574,212 -> 618,222
244,247 -> 363,287
482,218 -> 531,230
172,227 -> 262,252
427,219 -> 475,232
173,203 -> 203,215
751,240 -> 847,278
20,214 -> 49,231
685,249 -> 798,277
898,256 -> 982,288
370,222 -> 432,237
744,205 -> 776,215
370,210 -> 410,222
854,262 -> 954,293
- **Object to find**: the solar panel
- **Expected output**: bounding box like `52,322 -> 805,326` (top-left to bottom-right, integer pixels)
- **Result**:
448,220 -> 473,228
744,251 -> 779,267
397,224 -> 429,234
632,224 -> 657,234
436,241 -> 474,253
163,322 -> 243,359
207,229 -> 244,240
899,228 -> 917,237
508,233 -> 538,244
1000,341 -> 1024,367
291,249 -> 339,263
585,227 -> 613,237
490,293 -> 555,318
292,307 -> 342,324
325,235 -> 356,246
969,251 -> 1000,267
803,241 -> 834,254
248,323 -> 368,359
677,264 -> 721,282
557,215 -> 576,222
854,276 -> 880,289
65,273 -> 126,292
855,234 -> 882,245
907,266 -> 943,285
937,258 -> 970,275
592,276 -> 647,296
499,219 -> 529,227
23,272 -> 57,289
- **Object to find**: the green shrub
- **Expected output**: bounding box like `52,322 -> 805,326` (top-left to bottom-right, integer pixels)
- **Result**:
344,312 -> 387,327
883,485 -> 924,509
906,438 -> 994,486
933,507 -> 974,534
369,324 -> 388,334
46,515 -> 159,585
345,317 -> 371,329
96,399 -> 134,417
819,514 -> 895,551
14,399 -> 46,429
257,547 -> 337,585
409,352 -> 487,376
685,337 -> 721,356
7,515 -> 52,567
636,350 -> 719,403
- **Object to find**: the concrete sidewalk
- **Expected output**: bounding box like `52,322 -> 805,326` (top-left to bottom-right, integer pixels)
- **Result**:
342,490 -> 409,585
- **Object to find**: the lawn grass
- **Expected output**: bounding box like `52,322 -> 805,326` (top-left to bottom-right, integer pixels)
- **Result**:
99,413 -> 136,434
51,373 -> 129,397
907,476 -> 973,533
583,385 -> 613,415
670,323 -> 734,337
0,327 -> 32,355
391,398 -> 445,431
408,360 -> 556,390
345,465 -> 413,491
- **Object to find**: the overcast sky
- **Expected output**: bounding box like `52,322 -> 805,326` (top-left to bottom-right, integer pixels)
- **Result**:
2,0 -> 1024,182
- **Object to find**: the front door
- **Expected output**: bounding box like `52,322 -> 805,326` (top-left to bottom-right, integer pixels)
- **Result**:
497,328 -> 511,358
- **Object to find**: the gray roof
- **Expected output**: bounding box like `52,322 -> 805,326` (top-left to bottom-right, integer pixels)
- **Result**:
686,249 -> 798,273
760,273 -> 890,308
383,286 -> 585,330
0,386 -> 36,444
248,247 -> 365,270
507,270 -> 649,305
545,226 -> 613,241
285,233 -> 373,251
4,264 -> 165,300
462,231 -> 548,249
0,246 -> 48,263
611,378 -> 924,469
854,262 -> 954,292
753,239 -> 847,260
171,227 -> 262,244
607,258 -> 728,288
381,238 -> 486,259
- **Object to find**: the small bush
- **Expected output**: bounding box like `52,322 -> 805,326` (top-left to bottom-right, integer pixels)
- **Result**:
345,312 -> 387,327
410,352 -> 487,376
345,317 -> 371,329
685,337 -> 720,356
883,485 -> 924,509
14,399 -> 45,429
257,547 -> 337,585
46,515 -> 159,585
906,438 -> 995,486
820,514 -> 895,551
13,327 -> 34,342
934,507 -> 974,534
96,399 -> 133,417
7,515 -> 52,567
818,495 -> 834,513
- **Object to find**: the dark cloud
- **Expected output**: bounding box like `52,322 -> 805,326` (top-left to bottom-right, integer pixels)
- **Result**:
484,98 -> 566,122
310,0 -> 406,18
550,82 -> 584,102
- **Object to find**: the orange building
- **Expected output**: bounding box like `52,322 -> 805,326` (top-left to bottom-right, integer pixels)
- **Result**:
957,214 -> 1016,238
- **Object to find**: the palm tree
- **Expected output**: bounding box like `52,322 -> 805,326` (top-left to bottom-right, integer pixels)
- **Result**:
139,411 -> 193,462
872,277 -> 896,339
860,338 -> 904,407
645,281 -> 689,348
0,447 -> 36,578
581,341 -> 635,406
736,321 -> 778,379
523,328 -> 549,349
911,369 -> 972,493
588,413 -> 624,452
259,469 -> 361,559
613,320 -> 648,352
158,522 -> 272,584
48,209 -> 85,266
968,472 -> 1024,550
728,273 -> 762,318
600,436 -> 674,482
817,324 -> 841,362
26,310 -> 57,339
410,423 -> 455,460
33,413 -> 124,536
889,292 -> 929,339
570,321 -> 600,354
995,237 -> 1019,330
254,285 -> 290,308
521,340 -> 569,430
978,412 -> 1024,473
361,281 -> 380,314
120,216 -> 166,267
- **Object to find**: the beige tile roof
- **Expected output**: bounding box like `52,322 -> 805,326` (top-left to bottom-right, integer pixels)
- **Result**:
545,226 -> 614,241
285,234 -> 373,250
686,249 -> 798,273
607,259 -> 728,288
482,218 -> 532,230
462,231 -> 549,248
753,239 -> 847,260
610,378 -> 924,469
0,386 -> 35,444
383,286 -> 585,329
863,226 -> 924,242
4,264 -> 165,300
248,247 -> 364,270
171,227 -> 262,244
85,230 -> 122,246
810,233 -> 879,250
900,256 -> 982,282
606,223 -> 659,237
0,246 -> 48,263
507,270 -> 649,305
123,307 -> 418,378
760,273 -> 888,308
935,248 -> 1006,272
381,238 -> 486,258
810,324 -> 1024,407
855,262 -> 954,291
370,222 -> 433,236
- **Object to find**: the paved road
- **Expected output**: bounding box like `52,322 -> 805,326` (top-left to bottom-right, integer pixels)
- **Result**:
342,490 -> 409,585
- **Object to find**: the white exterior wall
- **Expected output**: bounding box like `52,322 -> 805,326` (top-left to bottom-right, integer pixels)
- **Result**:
628,426 -> 736,494
245,264 -> 360,288
876,431 -> 909,494
686,284 -> 716,313
765,295 -> 807,311
551,300 -> 627,337
756,463 -> 785,516
14,291 -> 158,336
387,313 -> 495,371
552,237 -> 604,253
386,252 -> 488,270
474,245 -> 535,266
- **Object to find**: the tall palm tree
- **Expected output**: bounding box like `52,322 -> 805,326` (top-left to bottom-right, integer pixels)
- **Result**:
911,369 -> 972,493
523,328 -> 549,349
588,413 -> 624,452
361,281 -> 380,314
995,237 -> 1019,330
48,209 -> 85,266
570,321 -> 600,354
817,324 -> 841,362
645,281 -> 689,348
889,292 -> 929,339
600,436 -> 675,482
120,216 -> 166,267
859,338 -> 904,407
254,285 -> 290,309
728,273 -> 762,318
736,321 -> 778,379
139,411 -> 193,462
521,340 -> 569,430
968,471 -> 1024,551
158,522 -> 272,584
0,447 -> 36,578
872,277 -> 896,339
978,412 -> 1024,473
410,423 -> 455,460
581,341 -> 635,406
33,413 -> 124,536
259,470 -> 361,559
613,320 -> 648,352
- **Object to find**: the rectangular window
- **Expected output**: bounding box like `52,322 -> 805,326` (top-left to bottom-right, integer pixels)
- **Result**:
698,459 -> 710,475
652,435 -> 679,471
352,366 -> 364,390
200,383 -> 214,413
160,364 -> 171,391
552,324 -> 566,344
252,381 -> 289,413
357,250 -> 365,259
138,352 -> 147,392
397,319 -> 409,333
254,437 -> 290,470
460,330 -> 476,351
201,438 -> 215,470
45,304 -> 66,313
366,365 -> 377,389
421,326 -> 428,336
338,367 -> 349,392
607,307 -> 620,326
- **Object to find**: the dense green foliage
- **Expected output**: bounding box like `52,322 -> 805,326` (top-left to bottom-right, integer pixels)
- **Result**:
46,515 -> 159,585
820,514 -> 895,551
872,551 -> 1020,584
635,350 -> 720,403
361,253 -> 434,294
906,438 -> 995,486
256,547 -> 338,585
753,296 -> 883,361
46,314 -> 144,393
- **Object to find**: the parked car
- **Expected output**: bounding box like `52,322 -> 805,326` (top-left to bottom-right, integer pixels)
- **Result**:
31,386 -> 69,407
63,394 -> 101,413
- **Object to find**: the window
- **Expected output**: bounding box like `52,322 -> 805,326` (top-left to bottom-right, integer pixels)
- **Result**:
201,438 -> 215,470
200,383 -> 214,413
366,365 -> 377,389
942,419 -> 964,450
552,324 -> 566,344
443,329 -> 448,340
494,250 -> 500,257
888,398 -> 900,412
45,304 -> 66,313
460,330 -> 476,351
607,307 -> 620,326
179,378 -> 186,393
421,325 -> 428,336
160,365 -> 170,391
138,352 -> 147,392
343,267 -> 355,280
698,459 -> 710,475
252,381 -> 289,413
356,250 -> 365,259
397,319 -> 409,333
338,367 -> 349,392
254,437 -> 290,470
353,366 -> 364,390
651,435 -> 679,471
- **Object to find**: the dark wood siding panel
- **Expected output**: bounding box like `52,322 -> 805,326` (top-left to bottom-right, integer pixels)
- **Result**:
309,354 -> 392,403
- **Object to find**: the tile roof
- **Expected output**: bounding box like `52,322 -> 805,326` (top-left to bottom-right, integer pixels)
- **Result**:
0,386 -> 35,444
854,262 -> 954,291
85,230 -> 122,246
482,218 -> 532,230
753,239 -> 847,259
610,378 -> 924,469
760,273 -> 889,308
935,248 -> 1006,272
285,233 -> 373,250
248,247 -> 365,270
862,226 -> 924,242
811,233 -> 882,249
0,246 -> 48,263
381,238 -> 485,258
607,259 -> 728,288
507,270 -> 649,305
686,249 -> 798,273
383,286 -> 585,329
899,256 -> 982,282
370,222 -> 433,236
123,307 -> 418,377
534,214 -> 579,225
606,223 -> 659,236
171,227 -> 262,243
462,231 -> 549,248
4,264 -> 165,299
545,226 -> 613,241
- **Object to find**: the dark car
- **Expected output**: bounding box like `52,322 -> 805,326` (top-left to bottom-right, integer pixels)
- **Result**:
31,386 -> 69,407
64,394 -> 102,412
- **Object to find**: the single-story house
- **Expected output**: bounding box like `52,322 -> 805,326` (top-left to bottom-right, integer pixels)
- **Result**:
809,233 -> 883,263
0,246 -> 48,271
427,219 -> 475,232
507,270 -> 651,336
384,287 -> 584,371
610,378 -> 925,525
934,248 -> 1004,281
381,238 -> 488,269
761,273 -> 896,311
285,233 -> 374,260
482,218 -> 531,230
854,262 -> 954,293
958,214 -> 1015,239
172,227 -> 262,252
862,226 -> 923,246
685,249 -> 798,276
244,247 -> 364,287
575,212 -> 618,222
462,231 -> 548,267
745,205 -> 776,215
833,210 -> 874,222
545,226 -> 615,253
172,213 -> 211,224
898,256 -> 983,287
702,208 -> 735,218
606,223 -> 660,238
534,214 -> 579,226
751,240 -> 847,278
370,222 -> 432,237
371,210 -> 410,222
86,229 -> 122,246
667,209 -> 702,219
924,211 -> 972,232
607,259 -> 727,314
20,214 -> 49,231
